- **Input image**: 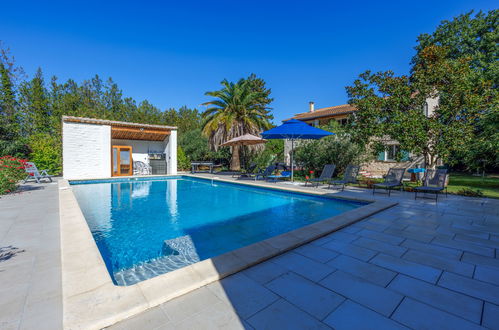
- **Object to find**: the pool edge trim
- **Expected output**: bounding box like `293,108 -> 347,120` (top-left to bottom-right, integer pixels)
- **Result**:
60,177 -> 396,329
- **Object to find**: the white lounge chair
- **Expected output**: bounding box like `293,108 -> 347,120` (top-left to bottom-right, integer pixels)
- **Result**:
24,162 -> 53,183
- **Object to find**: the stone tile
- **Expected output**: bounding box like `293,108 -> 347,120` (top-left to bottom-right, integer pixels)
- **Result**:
309,235 -> 334,246
161,286 -> 222,324
327,231 -> 359,243
403,250 -> 474,277
392,298 -> 482,330
242,260 -> 288,285
455,234 -> 499,249
324,300 -> 407,330
371,253 -> 441,283
432,236 -> 495,257
384,227 -> 434,243
169,302 -> 248,330
474,266 -> 499,286
327,255 -> 396,287
438,224 -> 490,239
108,306 -> 169,330
438,272 -> 499,305
353,237 -> 407,257
293,243 -> 340,263
482,303 -> 499,330
265,272 -> 344,320
357,229 -> 405,245
247,299 -> 330,330
320,271 -> 403,316
271,252 -> 335,282
206,273 -> 279,319
401,239 -> 462,259
322,240 -> 377,261
388,275 -> 482,323
462,252 -> 499,269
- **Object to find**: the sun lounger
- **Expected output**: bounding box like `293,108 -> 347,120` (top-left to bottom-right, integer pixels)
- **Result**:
305,164 -> 336,187
328,165 -> 360,191
23,162 -> 53,183
373,168 -> 406,196
414,169 -> 448,202
251,165 -> 276,181
267,171 -> 292,182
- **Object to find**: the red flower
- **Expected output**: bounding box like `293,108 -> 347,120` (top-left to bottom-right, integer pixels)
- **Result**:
309,170 -> 314,174
305,175 -> 309,180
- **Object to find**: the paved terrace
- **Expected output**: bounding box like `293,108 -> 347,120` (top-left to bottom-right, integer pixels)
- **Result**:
1,174 -> 498,329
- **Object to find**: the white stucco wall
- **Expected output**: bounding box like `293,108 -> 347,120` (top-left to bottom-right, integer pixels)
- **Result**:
166,130 -> 177,175
62,122 -> 111,179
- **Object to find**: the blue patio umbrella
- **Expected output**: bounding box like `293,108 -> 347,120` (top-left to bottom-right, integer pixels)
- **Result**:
261,119 -> 334,181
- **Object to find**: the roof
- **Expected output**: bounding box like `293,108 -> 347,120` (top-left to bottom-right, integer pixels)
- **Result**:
63,116 -> 176,141
62,116 -> 177,130
285,104 -> 357,121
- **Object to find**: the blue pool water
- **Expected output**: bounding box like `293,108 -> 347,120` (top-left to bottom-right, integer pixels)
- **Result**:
71,176 -> 365,285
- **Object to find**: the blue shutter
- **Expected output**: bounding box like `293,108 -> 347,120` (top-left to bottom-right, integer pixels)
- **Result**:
377,151 -> 385,161
401,150 -> 410,161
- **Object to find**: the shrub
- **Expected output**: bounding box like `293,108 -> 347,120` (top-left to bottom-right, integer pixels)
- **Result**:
295,134 -> 369,176
457,188 -> 484,197
28,133 -> 62,175
0,156 -> 28,194
177,146 -> 190,171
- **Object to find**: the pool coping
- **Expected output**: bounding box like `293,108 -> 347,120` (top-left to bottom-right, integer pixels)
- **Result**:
59,175 -> 397,329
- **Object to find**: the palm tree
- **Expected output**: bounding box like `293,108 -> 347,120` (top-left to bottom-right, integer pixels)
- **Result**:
202,77 -> 273,170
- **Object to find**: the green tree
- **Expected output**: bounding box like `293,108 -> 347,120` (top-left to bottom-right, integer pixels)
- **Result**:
19,68 -> 50,136
201,75 -> 273,170
347,10 -> 498,169
295,121 -> 368,174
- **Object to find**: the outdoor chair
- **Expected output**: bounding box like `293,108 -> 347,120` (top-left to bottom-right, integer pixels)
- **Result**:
133,161 -> 151,175
235,163 -> 257,178
328,165 -> 360,191
373,168 -> 406,196
414,169 -> 448,202
252,165 -> 276,181
267,171 -> 292,182
23,162 -> 53,183
305,164 -> 336,187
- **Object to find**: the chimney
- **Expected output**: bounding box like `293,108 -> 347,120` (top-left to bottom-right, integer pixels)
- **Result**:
309,101 -> 315,112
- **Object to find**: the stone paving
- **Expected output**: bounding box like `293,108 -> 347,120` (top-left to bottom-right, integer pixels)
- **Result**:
0,180 -> 62,330
109,175 -> 499,330
1,175 -> 499,329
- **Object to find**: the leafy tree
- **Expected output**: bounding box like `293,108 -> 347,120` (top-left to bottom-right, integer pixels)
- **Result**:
18,68 -> 50,136
347,10 -> 498,169
201,75 -> 273,170
295,121 -> 369,174
177,146 -> 190,170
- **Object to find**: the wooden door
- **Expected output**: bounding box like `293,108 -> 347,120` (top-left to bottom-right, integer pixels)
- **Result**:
112,146 -> 133,176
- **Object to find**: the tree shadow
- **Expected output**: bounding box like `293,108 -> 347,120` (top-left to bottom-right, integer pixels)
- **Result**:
0,245 -> 26,262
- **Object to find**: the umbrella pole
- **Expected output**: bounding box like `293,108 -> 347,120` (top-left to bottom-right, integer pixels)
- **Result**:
291,138 -> 294,182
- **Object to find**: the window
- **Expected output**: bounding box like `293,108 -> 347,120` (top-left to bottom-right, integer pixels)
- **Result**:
337,118 -> 348,126
424,102 -> 429,117
377,145 -> 410,162
386,145 -> 400,161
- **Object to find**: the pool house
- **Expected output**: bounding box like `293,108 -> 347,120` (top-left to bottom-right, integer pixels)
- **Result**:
62,116 -> 177,179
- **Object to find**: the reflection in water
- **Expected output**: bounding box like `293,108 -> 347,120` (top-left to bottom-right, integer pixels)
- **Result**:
166,179 -> 178,222
131,181 -> 151,199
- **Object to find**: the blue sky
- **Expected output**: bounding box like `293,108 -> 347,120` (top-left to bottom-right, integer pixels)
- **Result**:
2,0 -> 496,123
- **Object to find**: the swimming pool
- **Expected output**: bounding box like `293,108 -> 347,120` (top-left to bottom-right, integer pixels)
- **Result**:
70,176 -> 366,285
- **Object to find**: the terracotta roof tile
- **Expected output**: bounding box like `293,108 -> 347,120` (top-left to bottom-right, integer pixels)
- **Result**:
284,104 -> 357,121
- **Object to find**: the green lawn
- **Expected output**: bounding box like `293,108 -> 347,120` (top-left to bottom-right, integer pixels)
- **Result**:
444,172 -> 499,198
